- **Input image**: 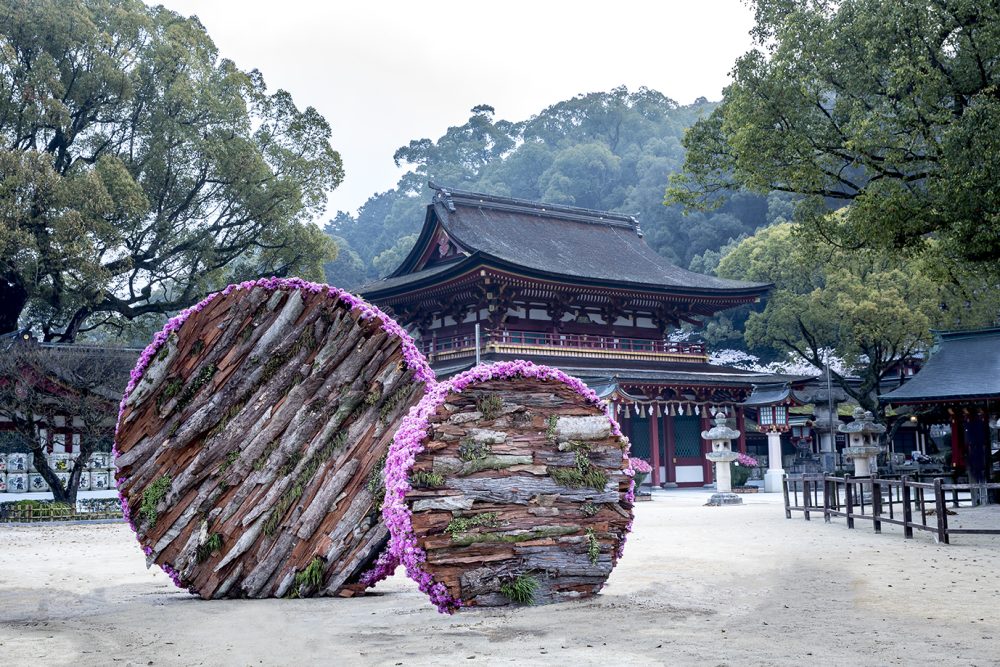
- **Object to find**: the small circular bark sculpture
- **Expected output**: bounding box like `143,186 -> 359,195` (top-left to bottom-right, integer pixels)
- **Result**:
379,361 -> 634,612
114,278 -> 433,598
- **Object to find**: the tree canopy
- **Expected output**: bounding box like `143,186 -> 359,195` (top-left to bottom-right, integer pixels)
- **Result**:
669,0 -> 1000,271
717,220 -> 1000,416
0,0 -> 342,341
325,88 -> 778,288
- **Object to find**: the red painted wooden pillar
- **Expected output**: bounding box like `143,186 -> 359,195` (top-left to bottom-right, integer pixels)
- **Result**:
664,411 -> 676,484
649,403 -> 661,486
736,406 -> 747,454
701,410 -> 712,483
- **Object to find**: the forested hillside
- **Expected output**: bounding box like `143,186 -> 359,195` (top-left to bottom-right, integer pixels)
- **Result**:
324,87 -> 792,289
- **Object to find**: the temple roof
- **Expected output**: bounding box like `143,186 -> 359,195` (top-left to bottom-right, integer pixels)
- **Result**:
881,327 -> 1000,404
361,184 -> 771,301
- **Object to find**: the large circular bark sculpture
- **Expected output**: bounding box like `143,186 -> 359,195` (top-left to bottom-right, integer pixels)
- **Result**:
377,361 -> 634,613
114,278 -> 434,599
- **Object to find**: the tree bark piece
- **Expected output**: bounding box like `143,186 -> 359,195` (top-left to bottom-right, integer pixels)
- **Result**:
114,278 -> 432,599
383,364 -> 633,612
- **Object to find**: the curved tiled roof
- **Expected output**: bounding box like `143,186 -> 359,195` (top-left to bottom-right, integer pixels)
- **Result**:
362,184 -> 770,301
882,327 -> 1000,404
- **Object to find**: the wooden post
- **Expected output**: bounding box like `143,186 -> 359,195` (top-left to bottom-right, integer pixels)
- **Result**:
649,403 -> 661,486
782,475 -> 791,519
871,476 -> 882,534
845,474 -> 855,529
736,406 -> 747,454
823,476 -> 831,523
934,477 -> 950,544
664,412 -> 676,485
901,476 -> 913,539
803,477 -> 811,521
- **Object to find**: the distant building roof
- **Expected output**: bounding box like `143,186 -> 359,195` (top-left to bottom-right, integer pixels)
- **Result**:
361,184 -> 771,304
881,327 -> 1000,404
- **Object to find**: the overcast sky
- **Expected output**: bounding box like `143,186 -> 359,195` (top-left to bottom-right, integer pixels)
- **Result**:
153,1 -> 756,218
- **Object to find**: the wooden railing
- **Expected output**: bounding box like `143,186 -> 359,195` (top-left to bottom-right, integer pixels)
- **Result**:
783,474 -> 1000,544
418,330 -> 707,359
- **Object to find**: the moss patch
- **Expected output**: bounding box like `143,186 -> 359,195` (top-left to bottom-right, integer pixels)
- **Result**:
139,475 -> 172,527
546,414 -> 558,441
217,450 -> 239,475
367,452 -> 387,511
445,512 -> 501,535
450,525 -> 576,547
586,528 -> 600,565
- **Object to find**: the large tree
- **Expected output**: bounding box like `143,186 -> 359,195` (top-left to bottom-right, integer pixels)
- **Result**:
0,0 -> 342,341
718,221 -> 1000,418
0,337 -> 133,503
669,0 -> 1000,270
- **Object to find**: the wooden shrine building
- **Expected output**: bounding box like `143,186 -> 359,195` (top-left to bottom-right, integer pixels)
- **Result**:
882,327 -> 1000,484
361,184 -> 798,487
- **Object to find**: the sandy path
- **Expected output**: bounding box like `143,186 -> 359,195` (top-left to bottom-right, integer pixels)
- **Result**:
1,490 -> 998,666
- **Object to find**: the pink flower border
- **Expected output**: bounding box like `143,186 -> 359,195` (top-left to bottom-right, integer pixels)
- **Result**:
363,359 -> 635,613
112,277 -> 435,589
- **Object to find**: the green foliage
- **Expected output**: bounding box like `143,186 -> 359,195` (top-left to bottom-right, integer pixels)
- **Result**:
545,415 -> 559,442
550,442 -> 609,491
670,0 -> 1000,271
139,475 -> 171,527
217,451 -> 239,475
580,502 -> 600,517
585,528 -> 600,565
367,453 -> 387,510
293,556 -> 325,594
476,394 -> 505,421
445,512 -> 501,535
324,90 -> 771,287
409,470 -> 445,489
450,525 -> 576,547
378,386 -> 409,425
499,574 -> 538,605
730,462 -> 752,489
157,377 -> 184,408
717,221 -> 1000,417
458,439 -> 493,462
195,532 -> 223,564
0,0 -> 343,340
253,440 -> 279,471
176,364 -> 217,409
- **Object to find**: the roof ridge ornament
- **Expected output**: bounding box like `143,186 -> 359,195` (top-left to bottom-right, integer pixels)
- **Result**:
428,181 -> 455,212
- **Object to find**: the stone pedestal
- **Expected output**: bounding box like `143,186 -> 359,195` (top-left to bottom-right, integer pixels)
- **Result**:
844,446 -> 880,476
763,430 -> 784,493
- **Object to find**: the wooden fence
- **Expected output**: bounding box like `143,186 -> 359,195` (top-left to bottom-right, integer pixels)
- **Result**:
783,474 -> 1000,544
0,500 -> 123,523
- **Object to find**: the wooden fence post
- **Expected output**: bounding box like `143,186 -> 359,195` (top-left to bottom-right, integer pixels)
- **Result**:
823,477 -> 832,523
901,476 -> 913,539
934,478 -> 950,544
783,475 -> 791,519
871,475 -> 882,534
845,474 -> 855,529
803,477 -> 812,521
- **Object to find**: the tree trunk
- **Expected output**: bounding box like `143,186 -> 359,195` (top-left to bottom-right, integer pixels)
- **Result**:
0,277 -> 28,336
389,374 -> 633,610
114,282 -> 431,599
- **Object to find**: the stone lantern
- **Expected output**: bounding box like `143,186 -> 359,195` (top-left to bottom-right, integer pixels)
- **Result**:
839,407 -> 885,476
702,411 -> 743,506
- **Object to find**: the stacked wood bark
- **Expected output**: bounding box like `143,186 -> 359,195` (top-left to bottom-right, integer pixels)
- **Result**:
401,376 -> 633,608
114,282 -> 430,598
